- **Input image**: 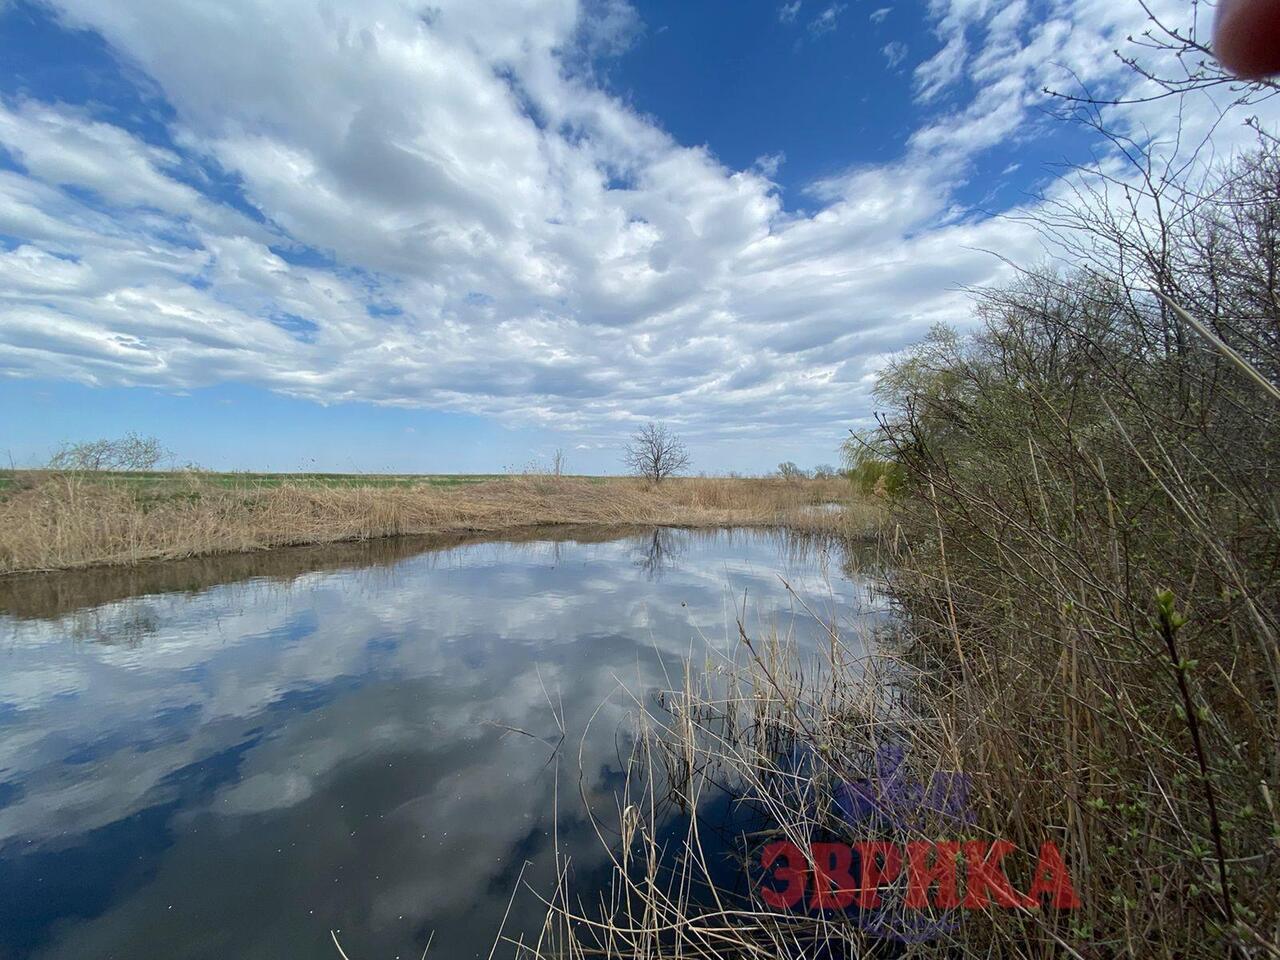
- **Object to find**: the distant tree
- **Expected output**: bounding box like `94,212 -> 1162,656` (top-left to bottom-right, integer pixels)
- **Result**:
552,448 -> 566,477
48,432 -> 169,472
623,423 -> 689,482
812,463 -> 837,479
841,429 -> 903,496
776,461 -> 807,481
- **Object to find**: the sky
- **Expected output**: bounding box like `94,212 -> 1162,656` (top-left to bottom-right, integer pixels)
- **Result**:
0,0 -> 1270,474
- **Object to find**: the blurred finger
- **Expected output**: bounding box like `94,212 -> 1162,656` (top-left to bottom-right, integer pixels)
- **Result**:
1214,0 -> 1280,78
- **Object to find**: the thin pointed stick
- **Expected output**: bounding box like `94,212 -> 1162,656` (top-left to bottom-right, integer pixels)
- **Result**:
1154,290 -> 1280,404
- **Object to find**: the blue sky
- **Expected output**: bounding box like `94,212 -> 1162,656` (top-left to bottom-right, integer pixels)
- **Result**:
605,0 -> 925,190
0,0 -> 1261,473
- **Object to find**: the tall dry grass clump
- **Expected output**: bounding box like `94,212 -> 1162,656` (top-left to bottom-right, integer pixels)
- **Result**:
528,609 -> 1095,959
0,473 -> 876,575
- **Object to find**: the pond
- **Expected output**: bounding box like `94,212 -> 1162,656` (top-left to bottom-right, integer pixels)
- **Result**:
0,526 -> 887,959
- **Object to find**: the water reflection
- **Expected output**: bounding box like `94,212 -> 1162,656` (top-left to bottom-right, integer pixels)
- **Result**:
632,527 -> 684,580
0,528 -> 887,959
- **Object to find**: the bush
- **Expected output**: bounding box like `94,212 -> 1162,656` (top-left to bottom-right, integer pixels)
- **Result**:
871,146 -> 1279,954
48,432 -> 169,472
841,432 -> 904,496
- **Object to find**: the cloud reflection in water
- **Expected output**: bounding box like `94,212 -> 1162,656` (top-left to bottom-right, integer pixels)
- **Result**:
0,528 -> 886,959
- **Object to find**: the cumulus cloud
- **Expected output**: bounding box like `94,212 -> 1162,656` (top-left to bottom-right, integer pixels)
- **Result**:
0,0 -> 1274,458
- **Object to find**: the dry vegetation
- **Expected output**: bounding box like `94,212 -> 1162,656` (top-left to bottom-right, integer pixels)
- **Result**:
525,623 -> 1095,959
0,472 -> 877,576
860,151 -> 1280,955
519,144 -> 1280,957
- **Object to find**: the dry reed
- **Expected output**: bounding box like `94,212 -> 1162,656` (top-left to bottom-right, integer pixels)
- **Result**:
519,594 -> 1097,959
0,473 -> 879,575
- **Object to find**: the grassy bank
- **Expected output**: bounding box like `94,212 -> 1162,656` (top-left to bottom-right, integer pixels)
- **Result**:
0,472 -> 877,575
0,469 -> 505,494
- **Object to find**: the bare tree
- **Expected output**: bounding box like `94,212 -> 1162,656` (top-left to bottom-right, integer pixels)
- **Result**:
1045,0 -> 1279,112
552,448 -> 566,477
776,461 -> 807,480
623,423 -> 689,482
48,432 -> 169,472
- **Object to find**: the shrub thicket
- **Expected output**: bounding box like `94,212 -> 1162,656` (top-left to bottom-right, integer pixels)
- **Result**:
873,144 -> 1280,955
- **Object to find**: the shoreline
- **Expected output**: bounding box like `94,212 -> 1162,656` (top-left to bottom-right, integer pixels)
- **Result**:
0,473 -> 880,577
0,523 -> 860,622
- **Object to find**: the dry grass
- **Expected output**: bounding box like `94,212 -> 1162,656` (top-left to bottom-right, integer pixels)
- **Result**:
0,472 -> 880,575
519,600 -> 1100,959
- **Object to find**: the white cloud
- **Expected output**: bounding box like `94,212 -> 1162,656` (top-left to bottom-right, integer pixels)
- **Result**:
914,32 -> 968,102
576,0 -> 644,57
807,2 -> 846,37
754,151 -> 786,178
778,2 -> 801,25
870,7 -> 892,25
882,40 -> 909,68
0,0 -> 1274,460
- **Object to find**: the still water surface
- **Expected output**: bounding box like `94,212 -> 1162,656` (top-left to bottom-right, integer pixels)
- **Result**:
0,527 -> 883,959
